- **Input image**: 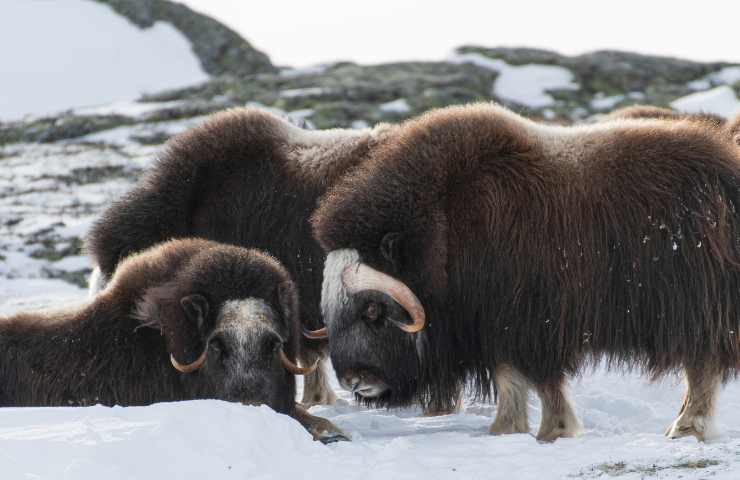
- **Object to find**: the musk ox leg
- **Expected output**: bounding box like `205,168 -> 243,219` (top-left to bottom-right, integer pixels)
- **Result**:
293,404 -> 349,444
490,365 -> 530,435
87,266 -> 108,297
300,348 -> 337,408
534,379 -> 581,442
666,366 -> 721,441
423,384 -> 465,416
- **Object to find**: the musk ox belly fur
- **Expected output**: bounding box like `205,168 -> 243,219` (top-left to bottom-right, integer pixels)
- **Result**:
312,103 -> 740,439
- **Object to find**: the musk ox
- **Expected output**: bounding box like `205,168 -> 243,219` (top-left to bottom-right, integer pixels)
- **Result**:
310,103 -> 740,442
0,238 -> 346,443
85,108 -> 396,409
606,105 -> 740,147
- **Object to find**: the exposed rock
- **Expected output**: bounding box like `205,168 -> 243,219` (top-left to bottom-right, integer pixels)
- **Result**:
93,0 -> 275,76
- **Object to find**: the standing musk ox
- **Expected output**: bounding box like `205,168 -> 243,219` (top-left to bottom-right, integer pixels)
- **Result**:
85,108 -> 396,409
0,238 -> 346,443
311,103 -> 740,442
605,105 -> 740,147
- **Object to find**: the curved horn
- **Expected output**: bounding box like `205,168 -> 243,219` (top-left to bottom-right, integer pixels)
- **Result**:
279,348 -> 318,375
170,348 -> 207,374
341,263 -> 426,333
302,326 -> 328,340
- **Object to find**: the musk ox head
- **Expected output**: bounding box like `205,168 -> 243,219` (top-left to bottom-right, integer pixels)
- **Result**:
128,240 -> 308,414
309,114 -> 457,406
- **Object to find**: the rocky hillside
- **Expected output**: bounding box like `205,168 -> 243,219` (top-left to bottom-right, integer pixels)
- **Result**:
2,46 -> 739,144
93,0 -> 275,76
1,4 -> 739,308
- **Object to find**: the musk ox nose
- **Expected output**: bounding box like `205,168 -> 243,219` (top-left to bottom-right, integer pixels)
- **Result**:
339,370 -> 389,398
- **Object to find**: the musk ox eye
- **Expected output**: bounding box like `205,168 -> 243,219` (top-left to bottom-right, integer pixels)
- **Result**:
262,335 -> 283,359
210,337 -> 228,361
363,301 -> 384,323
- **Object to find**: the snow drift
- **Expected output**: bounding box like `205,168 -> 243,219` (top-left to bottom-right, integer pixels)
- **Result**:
0,0 -> 208,121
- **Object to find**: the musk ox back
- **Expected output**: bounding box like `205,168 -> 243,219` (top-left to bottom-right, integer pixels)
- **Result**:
85,108 -> 395,408
606,105 -> 740,146
312,103 -> 740,441
0,238 -> 346,442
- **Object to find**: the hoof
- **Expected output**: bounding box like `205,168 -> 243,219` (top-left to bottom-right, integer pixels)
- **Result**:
421,408 -> 457,417
318,431 -> 351,444
535,421 -> 581,443
489,420 -> 529,436
666,415 -> 711,442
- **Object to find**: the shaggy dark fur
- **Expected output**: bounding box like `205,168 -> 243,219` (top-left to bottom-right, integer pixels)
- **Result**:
85,109 -> 393,403
0,239 -> 298,412
313,103 -> 740,411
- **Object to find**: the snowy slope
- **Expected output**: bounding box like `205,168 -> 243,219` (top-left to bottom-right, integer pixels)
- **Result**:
448,52 -> 579,109
0,0 -> 208,121
671,86 -> 740,118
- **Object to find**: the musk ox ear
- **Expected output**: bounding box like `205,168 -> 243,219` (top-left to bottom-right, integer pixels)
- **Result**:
134,284 -> 212,373
166,294 -> 212,372
181,294 -> 208,331
380,232 -> 403,270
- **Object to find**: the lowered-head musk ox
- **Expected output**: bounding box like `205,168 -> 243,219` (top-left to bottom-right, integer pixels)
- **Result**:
311,102 -> 740,442
0,238 -> 347,443
85,108 -> 396,409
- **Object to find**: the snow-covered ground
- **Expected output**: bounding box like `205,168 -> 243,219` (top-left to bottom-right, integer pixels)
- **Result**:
4,113 -> 740,478
2,316 -> 740,479
671,86 -> 740,118
448,52 -> 579,109
0,0 -> 208,121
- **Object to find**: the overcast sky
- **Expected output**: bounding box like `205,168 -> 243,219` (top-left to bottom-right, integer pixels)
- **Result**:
180,0 -> 740,67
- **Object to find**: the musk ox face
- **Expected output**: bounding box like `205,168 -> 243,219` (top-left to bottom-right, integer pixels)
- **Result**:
133,241 -> 307,414
183,297 -> 295,414
318,247 -> 426,406
310,125 -> 450,406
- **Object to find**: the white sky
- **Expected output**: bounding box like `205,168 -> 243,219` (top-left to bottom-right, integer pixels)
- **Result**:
180,0 -> 740,67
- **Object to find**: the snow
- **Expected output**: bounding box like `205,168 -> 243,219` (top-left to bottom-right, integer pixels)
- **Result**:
0,278 -> 86,316
379,98 -> 412,114
688,79 -> 712,91
279,87 -> 329,98
80,115 -> 211,146
73,100 -> 186,118
0,0 -> 208,121
590,93 -> 625,111
0,402 -> 326,479
448,52 -> 579,108
686,66 -> 740,92
671,86 -> 740,118
709,66 -> 740,86
52,255 -> 92,272
279,64 -> 330,78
